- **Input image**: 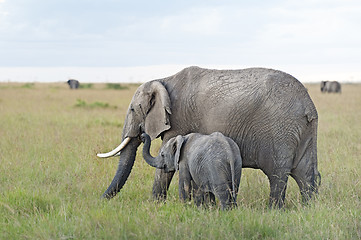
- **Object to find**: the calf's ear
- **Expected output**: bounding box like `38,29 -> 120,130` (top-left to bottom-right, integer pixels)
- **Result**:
173,135 -> 185,171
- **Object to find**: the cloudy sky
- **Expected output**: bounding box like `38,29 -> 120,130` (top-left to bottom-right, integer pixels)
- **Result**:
0,0 -> 360,82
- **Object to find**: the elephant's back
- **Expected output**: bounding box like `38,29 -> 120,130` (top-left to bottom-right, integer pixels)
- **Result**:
164,66 -> 302,86
162,66 -> 317,121
169,66 -> 310,102
161,66 -> 309,99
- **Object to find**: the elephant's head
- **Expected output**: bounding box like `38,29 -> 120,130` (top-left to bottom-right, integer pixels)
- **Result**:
67,79 -> 79,89
320,81 -> 327,92
97,81 -> 172,199
123,81 -> 172,140
141,133 -> 184,173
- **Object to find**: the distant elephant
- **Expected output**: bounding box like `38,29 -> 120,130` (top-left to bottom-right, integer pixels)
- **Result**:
97,66 -> 321,208
320,81 -> 341,93
141,132 -> 242,210
67,79 -> 79,89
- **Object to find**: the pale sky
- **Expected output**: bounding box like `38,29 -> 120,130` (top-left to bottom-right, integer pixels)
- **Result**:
0,0 -> 360,82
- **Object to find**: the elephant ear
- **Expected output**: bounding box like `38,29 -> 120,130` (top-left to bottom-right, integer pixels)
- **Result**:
145,81 -> 172,140
173,135 -> 185,171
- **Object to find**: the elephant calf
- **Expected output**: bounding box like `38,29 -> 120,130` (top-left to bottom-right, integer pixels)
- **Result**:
141,132 -> 242,210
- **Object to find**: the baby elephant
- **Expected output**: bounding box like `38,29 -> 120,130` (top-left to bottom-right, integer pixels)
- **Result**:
141,132 -> 242,210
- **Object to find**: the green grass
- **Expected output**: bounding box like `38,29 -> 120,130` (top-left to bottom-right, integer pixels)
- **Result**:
74,99 -> 117,109
105,83 -> 129,90
0,82 -> 360,239
78,83 -> 93,89
20,83 -> 35,89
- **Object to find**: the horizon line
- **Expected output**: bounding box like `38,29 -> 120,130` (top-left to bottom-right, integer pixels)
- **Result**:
1,64 -> 360,83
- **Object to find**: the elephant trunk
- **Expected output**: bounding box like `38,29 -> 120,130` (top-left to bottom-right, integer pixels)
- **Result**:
102,137 -> 141,199
141,133 -> 164,169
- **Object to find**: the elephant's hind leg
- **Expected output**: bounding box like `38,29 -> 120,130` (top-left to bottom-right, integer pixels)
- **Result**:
203,192 -> 216,207
291,148 -> 320,203
291,129 -> 320,204
214,184 -> 237,210
192,183 -> 205,207
152,168 -> 175,201
268,170 -> 290,209
261,146 -> 292,208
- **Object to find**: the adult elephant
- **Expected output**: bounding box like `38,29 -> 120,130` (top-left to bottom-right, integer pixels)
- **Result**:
97,66 -> 321,208
320,81 -> 341,93
67,79 -> 79,89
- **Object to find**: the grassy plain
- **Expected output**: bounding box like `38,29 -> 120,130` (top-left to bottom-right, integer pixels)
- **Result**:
0,82 -> 360,239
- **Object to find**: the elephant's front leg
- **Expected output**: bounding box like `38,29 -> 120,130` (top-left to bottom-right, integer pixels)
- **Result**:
152,168 -> 175,201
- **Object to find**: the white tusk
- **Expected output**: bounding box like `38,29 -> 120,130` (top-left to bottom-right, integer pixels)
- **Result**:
97,137 -> 131,158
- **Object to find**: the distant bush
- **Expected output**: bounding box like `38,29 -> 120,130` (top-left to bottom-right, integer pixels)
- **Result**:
74,99 -> 117,109
74,99 -> 87,107
79,83 -> 93,89
21,83 -> 35,89
106,83 -> 129,90
91,101 -> 110,108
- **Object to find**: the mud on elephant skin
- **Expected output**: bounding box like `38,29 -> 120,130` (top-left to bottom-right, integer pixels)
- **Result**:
97,66 -> 321,208
141,132 -> 242,210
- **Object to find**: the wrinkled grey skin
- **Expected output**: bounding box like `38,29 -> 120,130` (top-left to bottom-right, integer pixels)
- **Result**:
321,81 -> 341,93
141,132 -> 242,210
67,79 -> 79,89
101,66 -> 321,208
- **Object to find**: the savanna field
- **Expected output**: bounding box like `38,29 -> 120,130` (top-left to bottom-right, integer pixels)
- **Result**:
0,82 -> 360,239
